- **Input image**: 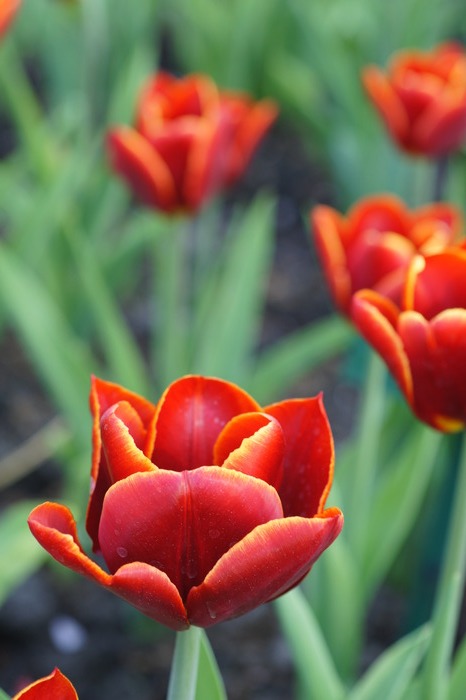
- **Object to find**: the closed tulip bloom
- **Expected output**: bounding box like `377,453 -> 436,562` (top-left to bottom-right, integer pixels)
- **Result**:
0,0 -> 21,38
363,43 -> 466,156
13,669 -> 77,700
311,194 -> 461,315
28,375 -> 342,630
351,246 -> 466,431
107,72 -> 277,215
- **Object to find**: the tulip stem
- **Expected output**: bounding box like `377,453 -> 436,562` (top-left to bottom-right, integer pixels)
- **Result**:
167,626 -> 202,700
422,433 -> 466,700
432,156 -> 449,202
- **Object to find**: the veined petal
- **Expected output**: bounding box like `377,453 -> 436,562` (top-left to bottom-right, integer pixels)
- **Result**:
28,503 -> 188,630
98,468 -> 283,600
13,669 -> 78,700
106,127 -> 178,212
151,375 -> 259,471
264,395 -> 334,517
187,509 -> 343,627
351,290 -> 413,402
214,412 -> 284,490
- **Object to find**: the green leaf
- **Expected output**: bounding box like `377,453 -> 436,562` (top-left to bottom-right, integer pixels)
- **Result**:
274,588 -> 345,700
193,194 -> 275,384
0,688 -> 10,700
195,631 -> 227,700
0,501 -> 48,607
448,631 -> 466,700
0,243 -> 96,443
348,626 -> 431,700
362,426 -> 443,598
251,315 -> 353,403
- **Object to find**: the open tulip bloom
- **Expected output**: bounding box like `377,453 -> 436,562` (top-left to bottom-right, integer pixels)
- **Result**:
362,43 -> 466,157
12,669 -> 77,700
311,193 -> 461,316
28,375 -> 342,631
107,71 -> 277,214
351,246 -> 466,432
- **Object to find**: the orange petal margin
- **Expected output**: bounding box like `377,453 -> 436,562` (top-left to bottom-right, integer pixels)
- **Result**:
13,668 -> 78,700
187,509 -> 343,627
28,502 -> 189,630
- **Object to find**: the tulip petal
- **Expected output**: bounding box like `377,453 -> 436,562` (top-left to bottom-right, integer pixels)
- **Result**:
351,290 -> 413,402
347,194 -> 409,240
415,96 -> 466,155
187,508 -> 343,627
151,375 -> 260,471
14,668 -> 78,700
87,376 -> 156,549
28,502 -> 188,630
405,250 -> 466,318
399,309 -> 466,431
362,66 -> 409,148
100,402 -> 156,480
264,395 -> 334,517
107,127 -> 178,212
311,205 -> 352,313
98,468 -> 283,600
214,412 -> 284,489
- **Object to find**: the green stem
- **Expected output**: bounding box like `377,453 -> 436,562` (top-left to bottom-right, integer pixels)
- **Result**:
346,350 -> 386,560
167,627 -> 202,700
0,40 -> 54,181
152,218 -> 190,389
422,433 -> 466,700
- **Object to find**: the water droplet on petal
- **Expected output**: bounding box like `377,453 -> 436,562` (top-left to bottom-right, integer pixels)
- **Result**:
116,546 -> 128,558
209,529 -> 220,539
206,602 -> 217,620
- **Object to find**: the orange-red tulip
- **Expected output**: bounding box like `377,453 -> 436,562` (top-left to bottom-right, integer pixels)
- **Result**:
351,246 -> 466,431
12,669 -> 77,700
107,72 -> 277,214
28,375 -> 342,630
0,0 -> 21,38
311,194 -> 461,315
362,43 -> 466,156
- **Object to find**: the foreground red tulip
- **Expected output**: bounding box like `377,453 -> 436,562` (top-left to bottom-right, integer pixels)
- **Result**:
0,0 -> 21,38
352,246 -> 466,431
28,375 -> 342,630
107,72 -> 277,214
362,43 -> 466,156
311,194 -> 461,315
13,669 -> 77,700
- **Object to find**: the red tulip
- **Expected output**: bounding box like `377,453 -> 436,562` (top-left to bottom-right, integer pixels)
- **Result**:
107,72 -> 277,214
362,43 -> 466,156
0,0 -> 21,38
351,246 -> 466,431
13,669 -> 77,700
28,375 -> 342,630
311,193 -> 461,315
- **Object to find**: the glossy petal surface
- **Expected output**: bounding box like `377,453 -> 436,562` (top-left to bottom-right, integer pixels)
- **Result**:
187,509 -> 343,626
151,375 -> 259,470
13,669 -> 78,700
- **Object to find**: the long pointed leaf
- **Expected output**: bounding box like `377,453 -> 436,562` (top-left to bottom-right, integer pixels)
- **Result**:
195,631 -> 227,700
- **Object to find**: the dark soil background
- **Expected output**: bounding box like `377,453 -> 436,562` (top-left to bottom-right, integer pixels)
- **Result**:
0,121 -> 401,699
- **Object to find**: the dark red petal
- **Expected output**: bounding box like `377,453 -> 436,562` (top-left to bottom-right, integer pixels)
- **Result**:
399,310 -> 466,431
351,290 -> 413,402
187,509 -> 343,627
106,127 -> 178,212
151,375 -> 260,471
100,402 -> 156,481
98,468 -> 283,600
87,376 -> 156,549
28,503 -> 188,630
264,395 -> 334,517
214,412 -> 284,490
14,669 -> 78,700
